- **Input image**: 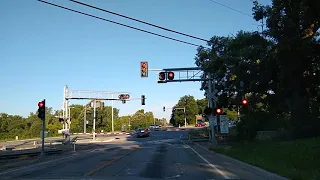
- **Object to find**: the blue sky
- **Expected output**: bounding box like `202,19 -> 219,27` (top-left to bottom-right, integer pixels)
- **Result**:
0,0 -> 270,121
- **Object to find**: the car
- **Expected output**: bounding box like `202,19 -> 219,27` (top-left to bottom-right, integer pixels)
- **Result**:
136,128 -> 150,138
195,122 -> 206,127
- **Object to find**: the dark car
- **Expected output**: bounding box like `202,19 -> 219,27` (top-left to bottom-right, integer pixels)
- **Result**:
136,128 -> 150,138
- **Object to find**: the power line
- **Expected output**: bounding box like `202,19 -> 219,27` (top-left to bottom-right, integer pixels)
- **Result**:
37,0 -> 200,47
69,0 -> 210,43
208,0 -> 252,17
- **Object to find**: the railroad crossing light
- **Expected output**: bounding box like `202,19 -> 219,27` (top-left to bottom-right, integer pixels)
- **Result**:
141,95 -> 145,105
167,72 -> 174,80
216,108 -> 222,115
159,72 -> 166,81
242,99 -> 248,105
140,61 -> 148,77
37,100 -> 45,119
163,106 -> 165,112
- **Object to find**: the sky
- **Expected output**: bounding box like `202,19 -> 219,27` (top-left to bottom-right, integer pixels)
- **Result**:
0,0 -> 271,121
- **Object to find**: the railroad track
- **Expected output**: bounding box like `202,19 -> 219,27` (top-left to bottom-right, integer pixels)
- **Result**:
0,149 -> 63,160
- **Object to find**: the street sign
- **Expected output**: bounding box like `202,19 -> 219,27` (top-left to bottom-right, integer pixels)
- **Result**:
219,115 -> 229,134
208,115 -> 217,127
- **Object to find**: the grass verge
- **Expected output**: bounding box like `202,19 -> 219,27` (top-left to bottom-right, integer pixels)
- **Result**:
210,136 -> 320,180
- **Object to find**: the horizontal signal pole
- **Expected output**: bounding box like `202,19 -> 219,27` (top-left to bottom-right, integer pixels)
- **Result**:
158,79 -> 212,83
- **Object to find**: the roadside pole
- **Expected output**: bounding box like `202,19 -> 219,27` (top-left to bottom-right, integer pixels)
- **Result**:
207,74 -> 217,145
41,100 -> 46,157
93,100 -> 96,141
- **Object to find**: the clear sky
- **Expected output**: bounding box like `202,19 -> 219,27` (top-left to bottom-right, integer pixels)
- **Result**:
0,0 -> 270,121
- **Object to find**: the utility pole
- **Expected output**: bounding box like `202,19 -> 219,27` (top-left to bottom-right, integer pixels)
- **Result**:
111,94 -> 114,132
83,107 -> 86,134
93,100 -> 96,141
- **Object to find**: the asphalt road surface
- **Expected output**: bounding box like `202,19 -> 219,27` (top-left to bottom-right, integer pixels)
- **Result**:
0,130 -> 287,180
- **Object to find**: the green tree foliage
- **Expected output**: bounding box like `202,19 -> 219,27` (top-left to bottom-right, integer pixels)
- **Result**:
0,104 -> 158,140
129,109 -> 155,130
196,98 -> 208,114
170,95 -> 199,126
195,0 -> 320,140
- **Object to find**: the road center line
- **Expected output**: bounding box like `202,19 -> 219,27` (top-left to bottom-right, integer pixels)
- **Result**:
84,146 -> 139,176
181,141 -> 230,179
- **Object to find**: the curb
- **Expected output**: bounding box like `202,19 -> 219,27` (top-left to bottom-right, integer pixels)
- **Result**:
195,143 -> 288,180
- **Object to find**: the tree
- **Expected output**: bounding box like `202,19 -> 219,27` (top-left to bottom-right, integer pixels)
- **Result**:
196,98 -> 208,115
251,0 -> 320,138
171,95 -> 198,126
194,0 -> 320,140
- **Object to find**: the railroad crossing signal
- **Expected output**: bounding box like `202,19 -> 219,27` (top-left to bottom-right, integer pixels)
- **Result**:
141,61 -> 148,77
37,100 -> 45,119
167,72 -> 174,80
215,108 -> 222,115
242,99 -> 248,105
141,95 -> 145,105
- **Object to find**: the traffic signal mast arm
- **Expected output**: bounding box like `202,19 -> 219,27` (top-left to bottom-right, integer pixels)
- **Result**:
151,67 -> 213,83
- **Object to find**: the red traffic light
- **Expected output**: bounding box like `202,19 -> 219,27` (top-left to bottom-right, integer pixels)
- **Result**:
168,72 -> 174,80
38,101 -> 44,108
216,108 -> 222,114
242,99 -> 248,105
140,61 -> 148,77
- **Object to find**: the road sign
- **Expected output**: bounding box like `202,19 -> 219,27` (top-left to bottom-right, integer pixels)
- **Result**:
219,115 -> 229,134
208,115 -> 217,127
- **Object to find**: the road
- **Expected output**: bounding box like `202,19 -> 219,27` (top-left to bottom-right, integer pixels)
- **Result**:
0,130 -> 287,180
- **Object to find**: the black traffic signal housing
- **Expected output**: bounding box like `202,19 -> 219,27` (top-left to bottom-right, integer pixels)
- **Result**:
163,106 -> 165,112
140,61 -> 148,77
141,95 -> 145,105
37,100 -> 45,119
241,99 -> 249,113
167,71 -> 174,80
159,72 -> 166,81
203,107 -> 212,115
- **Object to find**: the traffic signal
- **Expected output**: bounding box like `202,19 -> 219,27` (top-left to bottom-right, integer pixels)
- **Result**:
159,72 -> 166,81
141,61 -> 148,77
141,95 -> 145,105
59,118 -> 64,124
167,72 -> 174,80
215,108 -> 223,115
242,99 -> 248,105
37,100 -> 45,119
163,106 -> 165,112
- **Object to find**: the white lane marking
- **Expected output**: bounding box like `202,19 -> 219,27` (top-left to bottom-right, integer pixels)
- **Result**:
102,139 -> 114,143
182,141 -> 230,179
